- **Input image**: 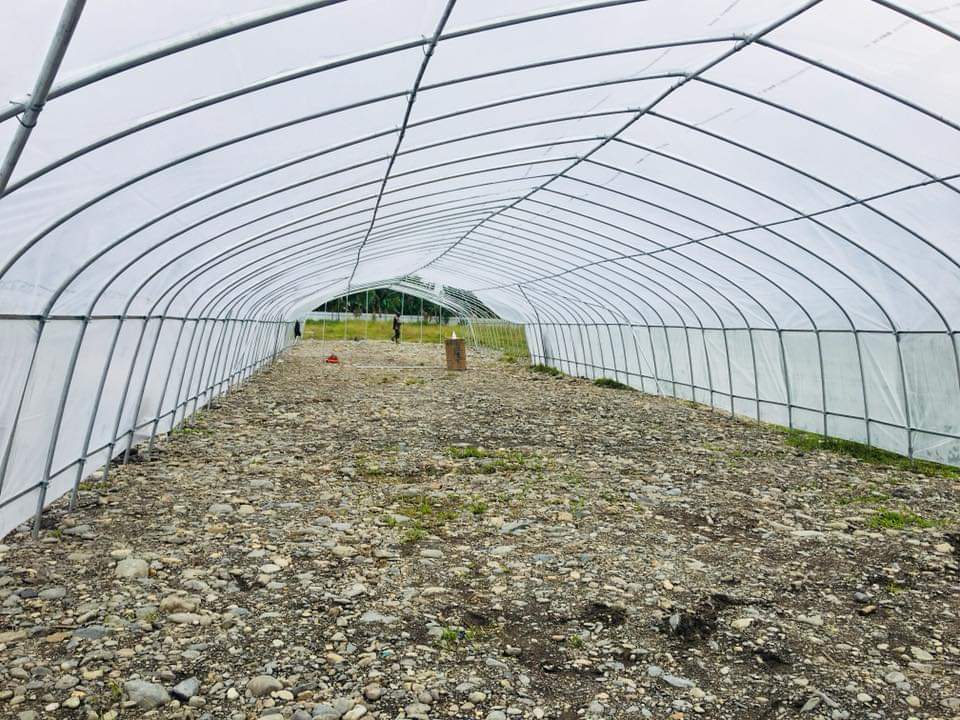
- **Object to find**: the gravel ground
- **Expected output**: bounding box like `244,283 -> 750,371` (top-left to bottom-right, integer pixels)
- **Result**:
0,339 -> 958,720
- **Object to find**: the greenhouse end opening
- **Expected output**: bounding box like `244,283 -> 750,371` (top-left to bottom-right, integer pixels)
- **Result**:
1,1 -> 959,718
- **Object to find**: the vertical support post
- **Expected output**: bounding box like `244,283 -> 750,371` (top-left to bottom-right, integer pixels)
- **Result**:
683,326 -> 696,400
722,328 -> 735,416
467,317 -> 479,348
321,300 -> 327,352
700,328 -> 715,411
226,319 -> 254,392
815,328 -> 828,437
71,316 -> 125,509
894,331 -> 914,460
400,293 -> 405,343
0,0 -> 87,195
103,317 -> 153,481
0,319 -> 46,495
201,318 -> 230,412
364,290 -> 369,340
124,316 -> 170,462
33,317 -> 89,537
853,330 -> 870,446
169,319 -> 204,428
420,296 -> 424,344
272,320 -> 284,359
246,321 -> 268,374
662,325 -> 678,399
147,317 -> 190,454
519,287 -> 544,367
777,329 -> 793,430
243,321 -> 268,378
602,322 -> 619,382
191,317 -> 224,417
209,316 -> 238,402
747,327 -> 761,423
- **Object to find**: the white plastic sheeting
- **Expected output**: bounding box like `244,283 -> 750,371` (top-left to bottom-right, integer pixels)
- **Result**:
1,0 -> 959,537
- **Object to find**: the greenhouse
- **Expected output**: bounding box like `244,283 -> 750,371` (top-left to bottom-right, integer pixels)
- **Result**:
0,1 -> 958,717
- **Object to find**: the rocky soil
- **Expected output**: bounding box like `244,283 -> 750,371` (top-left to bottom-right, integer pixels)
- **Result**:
1,339 -> 959,720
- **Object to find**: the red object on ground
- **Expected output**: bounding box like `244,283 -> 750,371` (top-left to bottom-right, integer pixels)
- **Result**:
325,353 -> 340,364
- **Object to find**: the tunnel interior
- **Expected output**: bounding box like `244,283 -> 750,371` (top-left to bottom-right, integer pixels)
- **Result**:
0,2 -> 959,561
1,2 -> 960,716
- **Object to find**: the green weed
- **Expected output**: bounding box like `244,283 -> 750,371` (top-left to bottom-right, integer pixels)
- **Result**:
835,492 -> 889,506
867,508 -> 936,530
448,445 -> 490,459
593,377 -> 633,391
466,499 -> 488,516
401,525 -> 428,544
438,625 -> 489,648
397,495 -> 458,528
177,425 -> 209,435
448,446 -> 539,474
782,429 -> 960,478
531,364 -> 562,376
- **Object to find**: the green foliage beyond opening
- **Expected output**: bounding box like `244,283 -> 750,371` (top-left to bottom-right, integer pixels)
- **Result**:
303,318 -> 464,344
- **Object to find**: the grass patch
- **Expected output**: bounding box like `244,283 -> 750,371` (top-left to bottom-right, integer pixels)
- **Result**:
593,377 -> 633,391
109,680 -> 123,701
567,634 -> 585,649
78,479 -> 109,492
404,377 -> 426,386
867,508 -> 936,530
885,581 -> 906,594
397,495 -> 458,528
531,364 -> 561,376
782,429 -> 960,478
401,525 -> 428,544
448,445 -> 491,459
466,499 -> 488,516
835,492 -> 890,506
447,445 -> 541,474
354,455 -> 385,477
568,497 -> 587,515
437,625 -> 491,648
177,425 -> 210,435
488,451 -> 541,474
559,471 -> 585,489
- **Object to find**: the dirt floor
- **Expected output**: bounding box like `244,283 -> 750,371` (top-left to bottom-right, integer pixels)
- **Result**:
1,339 -> 959,720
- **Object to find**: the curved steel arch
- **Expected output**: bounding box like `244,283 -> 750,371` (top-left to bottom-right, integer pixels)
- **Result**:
10,29 -> 950,336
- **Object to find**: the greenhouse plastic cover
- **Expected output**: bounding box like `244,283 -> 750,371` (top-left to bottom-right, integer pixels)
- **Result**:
0,0 -> 959,537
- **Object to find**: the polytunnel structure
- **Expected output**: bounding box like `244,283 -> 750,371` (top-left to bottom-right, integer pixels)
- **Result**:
1,0 -> 959,539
